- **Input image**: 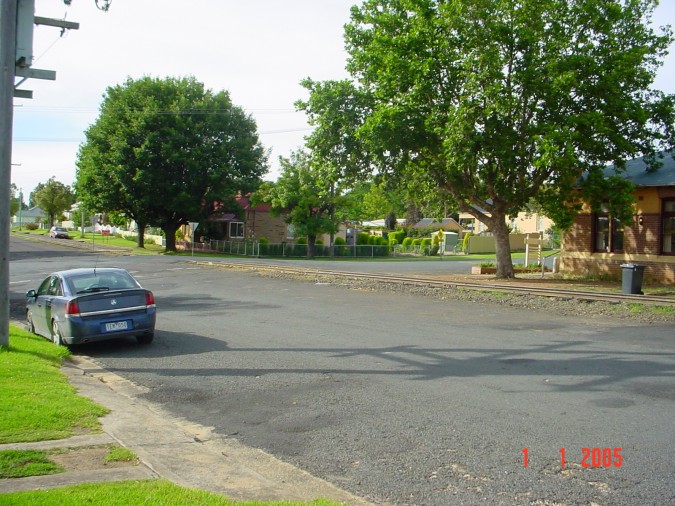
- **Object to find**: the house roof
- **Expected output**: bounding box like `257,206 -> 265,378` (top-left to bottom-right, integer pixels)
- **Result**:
236,193 -> 272,212
602,151 -> 675,187
412,218 -> 463,231
361,218 -> 407,228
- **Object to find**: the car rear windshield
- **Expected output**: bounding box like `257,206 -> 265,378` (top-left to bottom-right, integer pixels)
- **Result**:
66,271 -> 139,294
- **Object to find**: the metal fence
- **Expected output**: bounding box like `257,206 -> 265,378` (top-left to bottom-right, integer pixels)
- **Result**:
182,240 -> 397,258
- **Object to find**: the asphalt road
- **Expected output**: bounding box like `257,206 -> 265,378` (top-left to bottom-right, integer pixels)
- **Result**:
8,235 -> 675,505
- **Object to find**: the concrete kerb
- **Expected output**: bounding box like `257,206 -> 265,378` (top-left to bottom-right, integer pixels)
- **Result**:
1,354 -> 373,504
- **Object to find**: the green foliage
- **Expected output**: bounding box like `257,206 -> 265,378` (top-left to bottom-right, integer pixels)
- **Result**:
334,236 -> 346,245
76,76 -> 267,252
0,480 -> 343,505
356,232 -> 371,245
402,237 -> 413,247
462,232 -> 472,253
252,149 -> 342,258
9,184 -> 21,217
546,227 -> 561,249
31,177 -> 74,227
314,0 -> 675,277
389,229 -> 406,244
104,446 -> 137,463
297,237 -> 308,245
0,326 -> 108,444
24,222 -> 39,231
0,450 -> 63,478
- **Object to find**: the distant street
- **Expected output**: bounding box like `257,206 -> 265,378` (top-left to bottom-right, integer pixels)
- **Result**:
9,234 -> 674,505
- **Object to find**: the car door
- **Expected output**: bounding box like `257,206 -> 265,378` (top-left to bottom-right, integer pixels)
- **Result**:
43,276 -> 63,336
30,277 -> 53,337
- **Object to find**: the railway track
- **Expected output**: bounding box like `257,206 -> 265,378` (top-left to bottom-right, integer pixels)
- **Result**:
196,260 -> 675,307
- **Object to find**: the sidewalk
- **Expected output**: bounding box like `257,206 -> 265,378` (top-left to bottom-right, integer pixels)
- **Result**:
0,355 -> 372,505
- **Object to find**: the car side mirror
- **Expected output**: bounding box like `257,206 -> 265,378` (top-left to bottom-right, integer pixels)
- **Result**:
26,290 -> 37,298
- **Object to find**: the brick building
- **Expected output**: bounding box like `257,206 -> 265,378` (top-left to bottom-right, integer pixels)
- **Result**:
560,152 -> 675,285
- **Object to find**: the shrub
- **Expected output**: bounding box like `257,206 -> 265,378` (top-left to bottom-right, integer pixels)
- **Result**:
258,237 -> 269,255
389,229 -> 406,244
420,238 -> 432,255
462,232 -> 472,253
334,236 -> 346,245
411,238 -> 422,246
402,237 -> 413,247
297,237 -> 308,244
25,223 -> 39,230
356,232 -> 370,245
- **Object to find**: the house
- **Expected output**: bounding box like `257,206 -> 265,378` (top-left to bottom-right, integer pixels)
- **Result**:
560,152 -> 675,285
236,194 -> 292,243
458,208 -> 553,236
184,194 -> 292,243
12,206 -> 45,228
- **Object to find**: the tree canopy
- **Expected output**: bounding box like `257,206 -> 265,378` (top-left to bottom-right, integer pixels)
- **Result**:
76,76 -> 267,250
9,184 -> 20,218
253,150 -> 344,258
31,177 -> 75,227
305,0 -> 674,277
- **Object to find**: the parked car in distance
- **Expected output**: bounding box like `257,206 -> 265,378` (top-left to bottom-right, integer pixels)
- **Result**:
26,267 -> 156,346
49,226 -> 70,239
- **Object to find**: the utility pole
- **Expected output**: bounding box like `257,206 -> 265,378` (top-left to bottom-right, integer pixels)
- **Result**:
1,0 -> 81,348
0,0 -> 18,348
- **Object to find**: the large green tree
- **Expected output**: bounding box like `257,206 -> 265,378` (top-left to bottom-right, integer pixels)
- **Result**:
314,0 -> 674,278
32,177 -> 75,227
253,150 -> 344,258
76,76 -> 267,250
9,184 -> 20,218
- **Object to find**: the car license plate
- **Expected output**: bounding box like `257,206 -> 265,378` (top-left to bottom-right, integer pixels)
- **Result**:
104,321 -> 129,332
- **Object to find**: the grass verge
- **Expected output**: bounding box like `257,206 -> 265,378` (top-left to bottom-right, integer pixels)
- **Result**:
0,480 -> 340,505
0,325 -> 108,444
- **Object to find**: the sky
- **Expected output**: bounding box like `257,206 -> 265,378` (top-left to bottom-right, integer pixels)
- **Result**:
10,0 -> 675,199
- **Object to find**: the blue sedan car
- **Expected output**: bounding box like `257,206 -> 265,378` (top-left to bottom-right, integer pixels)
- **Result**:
26,267 -> 156,346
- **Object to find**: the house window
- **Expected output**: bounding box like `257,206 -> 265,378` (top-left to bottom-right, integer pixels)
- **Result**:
229,222 -> 244,239
663,199 -> 675,254
593,206 -> 624,252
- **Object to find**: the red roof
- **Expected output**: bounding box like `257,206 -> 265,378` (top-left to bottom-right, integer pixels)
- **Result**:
236,193 -> 272,212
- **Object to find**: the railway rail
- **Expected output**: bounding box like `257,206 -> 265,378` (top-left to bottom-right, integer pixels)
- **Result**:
196,260 -> 675,307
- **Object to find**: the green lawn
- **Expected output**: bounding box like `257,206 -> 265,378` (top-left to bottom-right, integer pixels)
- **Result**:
0,480 -> 339,505
11,229 -> 165,254
0,326 -> 107,444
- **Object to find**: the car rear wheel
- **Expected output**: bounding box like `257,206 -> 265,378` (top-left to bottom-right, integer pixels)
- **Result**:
136,333 -> 154,345
51,320 -> 63,346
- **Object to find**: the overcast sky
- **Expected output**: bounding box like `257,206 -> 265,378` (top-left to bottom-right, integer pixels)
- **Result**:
11,0 -> 675,198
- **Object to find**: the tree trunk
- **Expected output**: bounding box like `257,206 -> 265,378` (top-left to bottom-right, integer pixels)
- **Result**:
163,224 -> 177,252
307,234 -> 316,259
491,216 -> 515,279
136,222 -> 146,249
